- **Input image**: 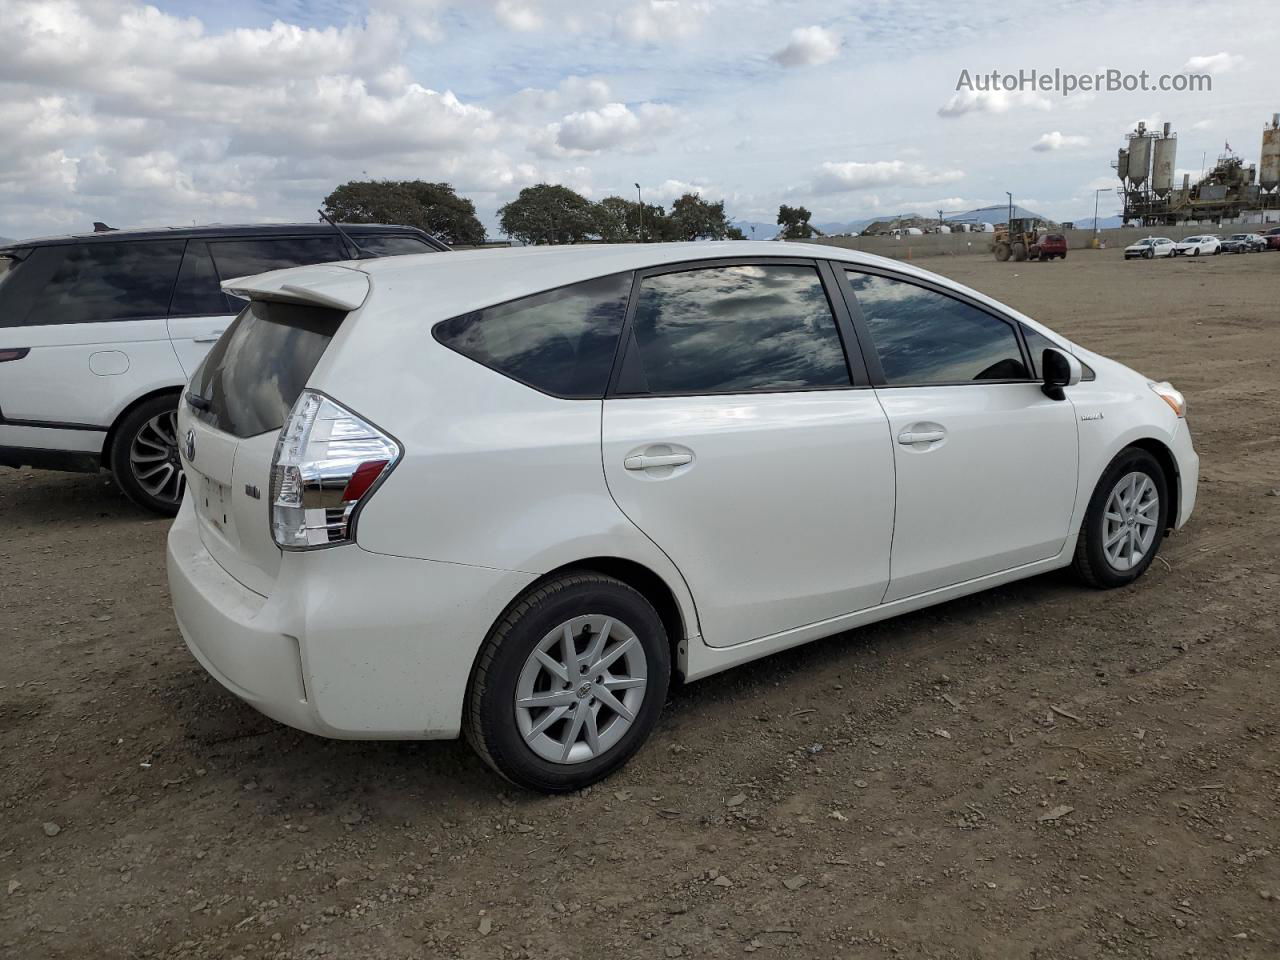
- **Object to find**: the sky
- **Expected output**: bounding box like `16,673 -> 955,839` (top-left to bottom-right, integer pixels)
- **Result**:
2,0 -> 1276,240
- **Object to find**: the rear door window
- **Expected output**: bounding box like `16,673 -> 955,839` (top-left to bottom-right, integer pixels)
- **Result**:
209,237 -> 346,282
18,240 -> 184,325
434,273 -> 631,399
169,240 -> 232,317
620,263 -> 850,395
353,235 -> 435,256
847,271 -> 1030,385
187,300 -> 345,438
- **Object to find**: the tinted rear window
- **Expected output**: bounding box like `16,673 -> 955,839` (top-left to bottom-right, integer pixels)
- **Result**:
187,300 -> 345,438
170,240 -> 232,316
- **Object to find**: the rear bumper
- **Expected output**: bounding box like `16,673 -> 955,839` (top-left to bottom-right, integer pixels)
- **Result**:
166,495 -> 535,739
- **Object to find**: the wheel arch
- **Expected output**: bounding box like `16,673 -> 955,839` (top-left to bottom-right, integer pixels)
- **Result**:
1126,437 -> 1181,530
101,386 -> 183,463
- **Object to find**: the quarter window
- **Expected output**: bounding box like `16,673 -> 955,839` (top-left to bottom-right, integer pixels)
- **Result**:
623,264 -> 850,395
353,235 -> 435,256
847,271 -> 1030,385
26,241 -> 185,325
434,273 -> 631,399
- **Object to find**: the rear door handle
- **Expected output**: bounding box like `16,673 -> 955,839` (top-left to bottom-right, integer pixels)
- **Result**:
192,330 -> 225,343
624,453 -> 693,470
898,429 -> 946,445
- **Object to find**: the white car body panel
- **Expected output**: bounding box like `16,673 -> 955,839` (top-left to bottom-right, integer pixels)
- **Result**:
167,312 -> 235,378
165,241 -> 1199,740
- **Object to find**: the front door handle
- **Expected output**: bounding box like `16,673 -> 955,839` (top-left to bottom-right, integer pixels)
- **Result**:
192,330 -> 225,343
898,429 -> 946,445
624,452 -> 693,470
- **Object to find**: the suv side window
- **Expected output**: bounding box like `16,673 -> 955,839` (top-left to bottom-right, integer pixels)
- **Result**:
847,271 -> 1030,385
26,240 -> 185,325
622,263 -> 850,395
433,273 -> 632,399
353,235 -> 435,257
169,241 -> 232,317
209,237 -> 346,282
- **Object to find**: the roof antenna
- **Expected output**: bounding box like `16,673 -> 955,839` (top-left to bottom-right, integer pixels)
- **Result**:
93,221 -> 116,232
317,209 -> 368,259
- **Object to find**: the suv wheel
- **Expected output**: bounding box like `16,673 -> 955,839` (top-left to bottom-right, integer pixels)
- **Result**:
109,395 -> 186,516
465,573 -> 671,792
1073,448 -> 1167,589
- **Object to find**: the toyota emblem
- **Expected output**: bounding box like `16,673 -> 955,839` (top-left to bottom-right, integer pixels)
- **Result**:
184,428 -> 195,462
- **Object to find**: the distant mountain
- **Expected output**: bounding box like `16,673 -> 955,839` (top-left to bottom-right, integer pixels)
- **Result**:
0,236 -> 13,246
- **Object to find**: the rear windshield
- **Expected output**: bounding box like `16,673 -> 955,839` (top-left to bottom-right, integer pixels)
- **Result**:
187,300 -> 345,438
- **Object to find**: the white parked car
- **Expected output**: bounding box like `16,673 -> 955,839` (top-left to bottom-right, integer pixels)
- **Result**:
0,224 -> 446,514
1172,235 -> 1221,256
166,242 -> 1198,792
1124,237 -> 1176,259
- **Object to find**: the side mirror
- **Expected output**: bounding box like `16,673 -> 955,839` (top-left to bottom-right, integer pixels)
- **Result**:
1041,347 -> 1082,401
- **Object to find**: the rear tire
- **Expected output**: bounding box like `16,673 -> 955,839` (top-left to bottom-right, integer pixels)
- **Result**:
108,394 -> 185,516
465,573 -> 671,793
1012,242 -> 1027,262
1072,448 -> 1168,589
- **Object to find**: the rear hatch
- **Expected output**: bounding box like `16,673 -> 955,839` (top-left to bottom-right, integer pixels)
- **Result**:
180,281 -> 360,595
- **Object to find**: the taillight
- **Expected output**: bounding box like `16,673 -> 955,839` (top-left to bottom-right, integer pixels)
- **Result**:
269,390 -> 401,550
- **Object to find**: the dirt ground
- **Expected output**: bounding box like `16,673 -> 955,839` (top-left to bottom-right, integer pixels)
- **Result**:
2,248 -> 1278,960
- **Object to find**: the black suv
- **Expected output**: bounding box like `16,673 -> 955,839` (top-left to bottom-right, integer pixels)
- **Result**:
0,223 -> 447,513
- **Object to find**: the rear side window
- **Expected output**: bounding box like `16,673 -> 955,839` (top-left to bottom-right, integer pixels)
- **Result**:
209,237 -> 345,282
170,241 -> 232,317
354,235 -> 435,257
434,273 -> 631,399
622,264 -> 850,395
187,300 -> 345,438
22,241 -> 184,325
848,271 -> 1030,385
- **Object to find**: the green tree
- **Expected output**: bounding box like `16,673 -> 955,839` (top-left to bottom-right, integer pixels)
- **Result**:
498,184 -> 597,245
665,193 -> 735,241
592,196 -> 638,242
321,180 -> 485,246
776,204 -> 818,240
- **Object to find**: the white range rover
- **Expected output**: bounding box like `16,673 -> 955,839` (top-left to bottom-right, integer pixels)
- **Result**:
166,241 -> 1198,792
0,224 -> 445,513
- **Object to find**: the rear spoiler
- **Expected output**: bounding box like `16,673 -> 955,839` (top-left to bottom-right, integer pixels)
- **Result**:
221,263 -> 370,311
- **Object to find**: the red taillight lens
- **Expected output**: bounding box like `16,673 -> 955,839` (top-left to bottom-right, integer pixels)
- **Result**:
341,458 -> 390,502
0,348 -> 29,362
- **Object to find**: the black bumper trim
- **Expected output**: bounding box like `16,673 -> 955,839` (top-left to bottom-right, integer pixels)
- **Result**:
0,446 -> 102,473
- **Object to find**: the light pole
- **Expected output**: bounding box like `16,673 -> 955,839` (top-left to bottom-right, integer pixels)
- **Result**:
1006,191 -> 1013,229
1093,187 -> 1107,243
634,183 -> 644,242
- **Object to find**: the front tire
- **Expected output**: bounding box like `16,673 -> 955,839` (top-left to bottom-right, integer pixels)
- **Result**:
465,573 -> 671,793
108,394 -> 186,516
1073,448 -> 1168,589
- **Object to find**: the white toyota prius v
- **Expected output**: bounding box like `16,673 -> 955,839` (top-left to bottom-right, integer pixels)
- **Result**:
166,241 -> 1198,792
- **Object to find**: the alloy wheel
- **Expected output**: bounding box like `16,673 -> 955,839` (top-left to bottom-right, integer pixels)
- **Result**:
128,410 -> 185,506
1102,471 -> 1159,571
514,614 -> 648,765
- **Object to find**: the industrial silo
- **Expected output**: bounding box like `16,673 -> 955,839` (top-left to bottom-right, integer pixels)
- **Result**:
1152,122 -> 1176,197
1127,123 -> 1152,187
1262,113 -> 1280,192
1116,148 -> 1130,182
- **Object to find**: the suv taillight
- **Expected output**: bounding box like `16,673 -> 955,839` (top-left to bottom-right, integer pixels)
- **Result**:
269,390 -> 401,550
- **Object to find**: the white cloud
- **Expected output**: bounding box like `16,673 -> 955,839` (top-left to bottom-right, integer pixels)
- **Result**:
1183,52 -> 1243,74
770,26 -> 840,68
1031,131 -> 1090,152
616,0 -> 710,43
495,0 -> 543,32
812,160 -> 964,194
536,101 -> 680,156
938,89 -> 1052,118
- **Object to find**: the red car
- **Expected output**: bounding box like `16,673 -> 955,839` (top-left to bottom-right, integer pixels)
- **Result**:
1035,234 -> 1068,260
1264,228 -> 1280,251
